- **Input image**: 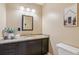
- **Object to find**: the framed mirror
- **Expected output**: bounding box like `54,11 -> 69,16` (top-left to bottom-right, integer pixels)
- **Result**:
22,15 -> 33,31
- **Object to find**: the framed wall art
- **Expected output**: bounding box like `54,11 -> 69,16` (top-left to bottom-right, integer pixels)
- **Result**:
64,5 -> 77,27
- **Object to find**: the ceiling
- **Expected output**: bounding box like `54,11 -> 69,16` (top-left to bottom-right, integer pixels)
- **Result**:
35,3 -> 45,6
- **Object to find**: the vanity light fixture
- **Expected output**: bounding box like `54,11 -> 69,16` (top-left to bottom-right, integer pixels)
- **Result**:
26,8 -> 31,12
19,6 -> 36,13
31,9 -> 36,13
20,6 -> 24,11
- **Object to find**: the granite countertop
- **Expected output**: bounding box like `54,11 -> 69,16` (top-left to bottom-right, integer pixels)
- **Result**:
0,35 -> 49,44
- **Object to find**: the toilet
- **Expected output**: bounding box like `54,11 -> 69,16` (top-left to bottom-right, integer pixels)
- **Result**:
56,43 -> 79,55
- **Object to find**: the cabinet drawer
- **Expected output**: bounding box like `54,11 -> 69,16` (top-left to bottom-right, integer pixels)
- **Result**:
27,40 -> 41,45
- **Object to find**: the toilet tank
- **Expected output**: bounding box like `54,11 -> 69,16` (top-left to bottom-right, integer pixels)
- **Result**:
56,43 -> 79,55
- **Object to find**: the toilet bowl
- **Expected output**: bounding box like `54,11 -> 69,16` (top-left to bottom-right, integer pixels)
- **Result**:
56,43 -> 79,55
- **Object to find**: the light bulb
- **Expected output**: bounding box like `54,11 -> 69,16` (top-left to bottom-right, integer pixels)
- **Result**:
26,8 -> 31,12
32,9 -> 36,13
19,6 -> 24,11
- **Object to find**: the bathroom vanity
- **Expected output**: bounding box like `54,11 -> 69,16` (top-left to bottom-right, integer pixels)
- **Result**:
0,35 -> 49,55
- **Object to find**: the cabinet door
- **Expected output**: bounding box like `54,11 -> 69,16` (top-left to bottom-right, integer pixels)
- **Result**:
0,43 -> 18,55
18,41 -> 28,55
27,40 -> 42,55
41,38 -> 49,54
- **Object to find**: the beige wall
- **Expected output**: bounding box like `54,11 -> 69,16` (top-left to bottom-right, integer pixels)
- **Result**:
42,3 -> 79,54
0,4 -> 6,36
6,3 -> 42,35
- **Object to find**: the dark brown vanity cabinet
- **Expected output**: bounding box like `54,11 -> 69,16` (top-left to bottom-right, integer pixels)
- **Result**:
0,38 -> 49,55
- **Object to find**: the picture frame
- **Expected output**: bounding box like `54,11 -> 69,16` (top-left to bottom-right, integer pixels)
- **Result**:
64,8 -> 77,27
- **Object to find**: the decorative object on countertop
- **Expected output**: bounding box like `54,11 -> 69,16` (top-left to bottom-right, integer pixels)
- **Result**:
2,27 -> 17,39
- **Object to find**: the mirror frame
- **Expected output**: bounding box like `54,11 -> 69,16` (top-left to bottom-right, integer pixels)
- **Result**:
22,15 -> 33,31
